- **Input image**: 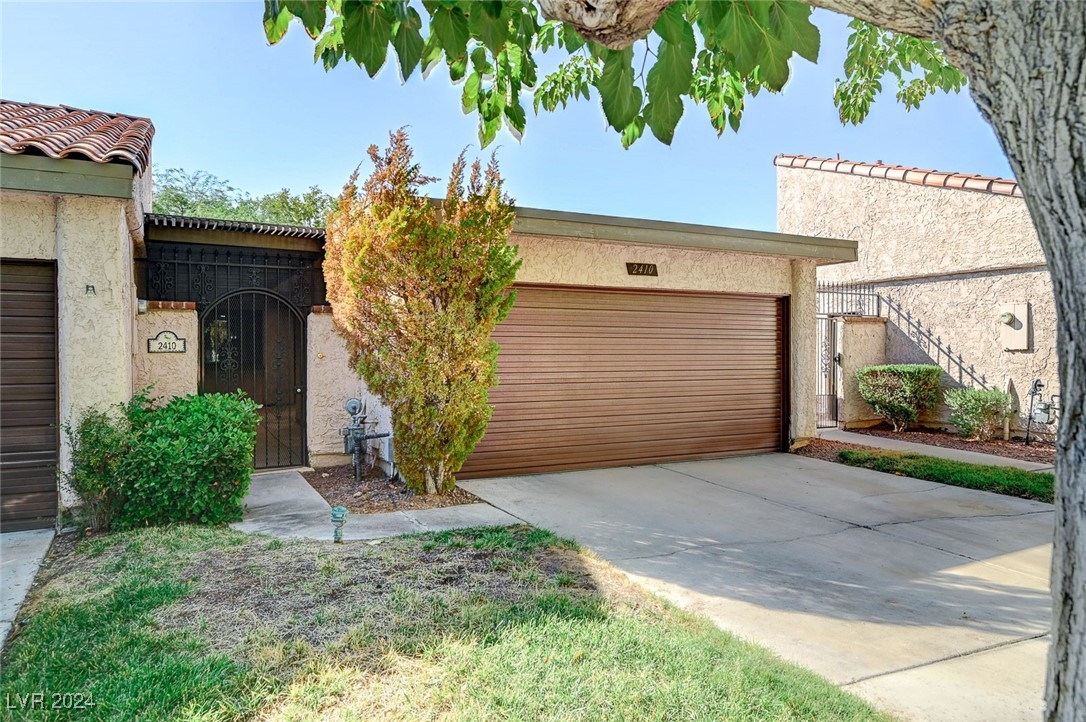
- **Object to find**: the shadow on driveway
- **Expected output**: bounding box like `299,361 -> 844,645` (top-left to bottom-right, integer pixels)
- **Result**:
462,453 -> 1052,722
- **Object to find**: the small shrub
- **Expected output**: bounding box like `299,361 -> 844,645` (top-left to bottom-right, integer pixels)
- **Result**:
114,392 -> 260,529
62,391 -> 155,531
944,388 -> 1012,441
855,364 -> 942,431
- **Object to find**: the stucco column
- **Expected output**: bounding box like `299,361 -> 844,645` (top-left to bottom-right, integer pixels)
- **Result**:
790,259 -> 818,442
56,196 -> 134,506
133,304 -> 199,400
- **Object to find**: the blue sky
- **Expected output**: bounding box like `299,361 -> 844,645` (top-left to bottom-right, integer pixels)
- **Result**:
1,1 -> 1013,231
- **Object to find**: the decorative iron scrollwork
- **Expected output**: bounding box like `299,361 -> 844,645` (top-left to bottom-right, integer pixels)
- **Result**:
143,242 -> 325,309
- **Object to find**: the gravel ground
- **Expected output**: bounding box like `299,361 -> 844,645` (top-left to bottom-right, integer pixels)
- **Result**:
851,425 -> 1056,464
302,465 -> 481,514
793,439 -> 872,463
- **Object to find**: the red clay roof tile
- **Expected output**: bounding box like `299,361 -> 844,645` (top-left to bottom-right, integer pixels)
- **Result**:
0,100 -> 155,174
773,154 -> 1023,198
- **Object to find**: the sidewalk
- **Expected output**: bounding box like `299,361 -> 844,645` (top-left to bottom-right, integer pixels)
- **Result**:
1,528 -> 54,648
232,469 -> 521,541
819,429 -> 1054,472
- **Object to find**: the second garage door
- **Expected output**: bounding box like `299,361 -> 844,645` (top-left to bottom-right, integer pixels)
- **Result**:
1,261 -> 59,530
460,285 -> 787,478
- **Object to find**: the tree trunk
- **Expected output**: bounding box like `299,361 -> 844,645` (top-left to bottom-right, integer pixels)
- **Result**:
541,0 -> 1085,717
814,2 -> 1086,717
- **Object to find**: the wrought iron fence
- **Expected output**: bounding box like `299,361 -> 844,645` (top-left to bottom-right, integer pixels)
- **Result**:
816,282 -> 881,316
816,281 -> 990,390
138,241 -> 326,309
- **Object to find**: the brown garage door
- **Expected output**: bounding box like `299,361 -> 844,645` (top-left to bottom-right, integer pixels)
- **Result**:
1,262 -> 58,531
460,285 -> 787,478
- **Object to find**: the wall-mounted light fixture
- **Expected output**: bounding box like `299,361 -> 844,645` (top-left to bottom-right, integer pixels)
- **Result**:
137,299 -> 149,315
85,284 -> 96,296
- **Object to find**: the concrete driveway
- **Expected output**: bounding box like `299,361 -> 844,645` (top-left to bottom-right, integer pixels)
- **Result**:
461,453 -> 1053,722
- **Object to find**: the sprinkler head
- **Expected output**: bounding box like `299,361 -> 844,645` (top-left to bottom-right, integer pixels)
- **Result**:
331,505 -> 349,543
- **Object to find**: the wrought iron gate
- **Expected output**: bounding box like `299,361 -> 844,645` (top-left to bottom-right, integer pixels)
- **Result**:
816,316 -> 839,428
200,290 -> 307,468
144,241 -> 324,469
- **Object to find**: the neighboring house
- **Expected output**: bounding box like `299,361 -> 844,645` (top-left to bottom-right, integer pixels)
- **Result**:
1,99 -> 857,530
775,154 -> 1057,434
1,101 -> 154,530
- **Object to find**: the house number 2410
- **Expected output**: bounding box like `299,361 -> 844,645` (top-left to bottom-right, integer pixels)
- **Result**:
626,262 -> 659,276
147,330 -> 187,353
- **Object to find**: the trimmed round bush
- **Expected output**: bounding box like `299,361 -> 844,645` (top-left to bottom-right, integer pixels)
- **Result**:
855,364 -> 942,432
113,392 -> 260,529
944,388 -> 1012,441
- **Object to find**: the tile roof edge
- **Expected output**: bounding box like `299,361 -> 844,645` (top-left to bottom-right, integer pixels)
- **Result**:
0,98 -> 152,123
144,213 -> 326,239
773,154 -> 1023,198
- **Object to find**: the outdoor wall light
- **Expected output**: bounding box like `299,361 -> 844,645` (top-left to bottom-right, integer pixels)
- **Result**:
999,311 -> 1016,325
137,299 -> 149,315
85,284 -> 96,296
331,505 -> 348,543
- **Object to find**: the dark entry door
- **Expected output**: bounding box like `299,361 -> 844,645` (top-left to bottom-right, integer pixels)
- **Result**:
200,290 -> 306,468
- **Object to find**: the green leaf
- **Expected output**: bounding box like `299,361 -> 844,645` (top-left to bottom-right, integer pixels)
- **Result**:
653,3 -> 688,45
448,53 -> 468,81
420,31 -> 444,78
504,100 -> 526,138
769,1 -> 820,64
644,10 -> 695,145
469,2 -> 510,56
754,33 -> 790,90
342,1 -> 392,77
462,72 -> 481,113
694,0 -> 729,49
595,47 -> 642,132
716,3 -> 762,76
263,1 -> 292,44
392,6 -> 425,79
286,0 -> 327,39
431,5 -> 470,61
620,116 -> 645,149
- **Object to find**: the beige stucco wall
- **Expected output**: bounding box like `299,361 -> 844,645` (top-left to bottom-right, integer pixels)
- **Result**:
836,317 -> 887,428
134,308 -> 199,401
778,166 -> 1058,435
789,259 -> 818,441
1,178 -> 148,508
0,190 -> 57,258
306,312 -> 392,468
778,169 -> 1045,281
513,233 -> 793,294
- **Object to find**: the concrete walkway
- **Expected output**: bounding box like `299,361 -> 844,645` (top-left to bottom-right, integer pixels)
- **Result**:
462,454 -> 1053,722
1,528 -> 54,648
232,469 -> 520,541
820,428 -> 1054,472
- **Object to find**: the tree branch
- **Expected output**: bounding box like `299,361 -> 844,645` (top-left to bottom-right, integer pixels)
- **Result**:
804,0 -> 939,39
537,0 -> 675,49
536,0 -> 941,52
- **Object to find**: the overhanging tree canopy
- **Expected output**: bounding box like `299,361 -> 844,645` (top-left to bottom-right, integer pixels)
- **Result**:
263,0 -> 964,146
263,2 -> 1085,719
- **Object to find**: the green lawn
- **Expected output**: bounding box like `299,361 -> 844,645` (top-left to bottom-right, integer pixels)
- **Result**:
0,525 -> 891,722
838,449 -> 1054,503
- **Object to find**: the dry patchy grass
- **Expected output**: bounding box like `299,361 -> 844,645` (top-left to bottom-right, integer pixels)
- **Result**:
1,525 -> 891,722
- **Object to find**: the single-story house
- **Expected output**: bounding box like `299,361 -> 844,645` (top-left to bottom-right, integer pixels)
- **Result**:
0,99 -> 856,530
775,154 -> 1058,434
